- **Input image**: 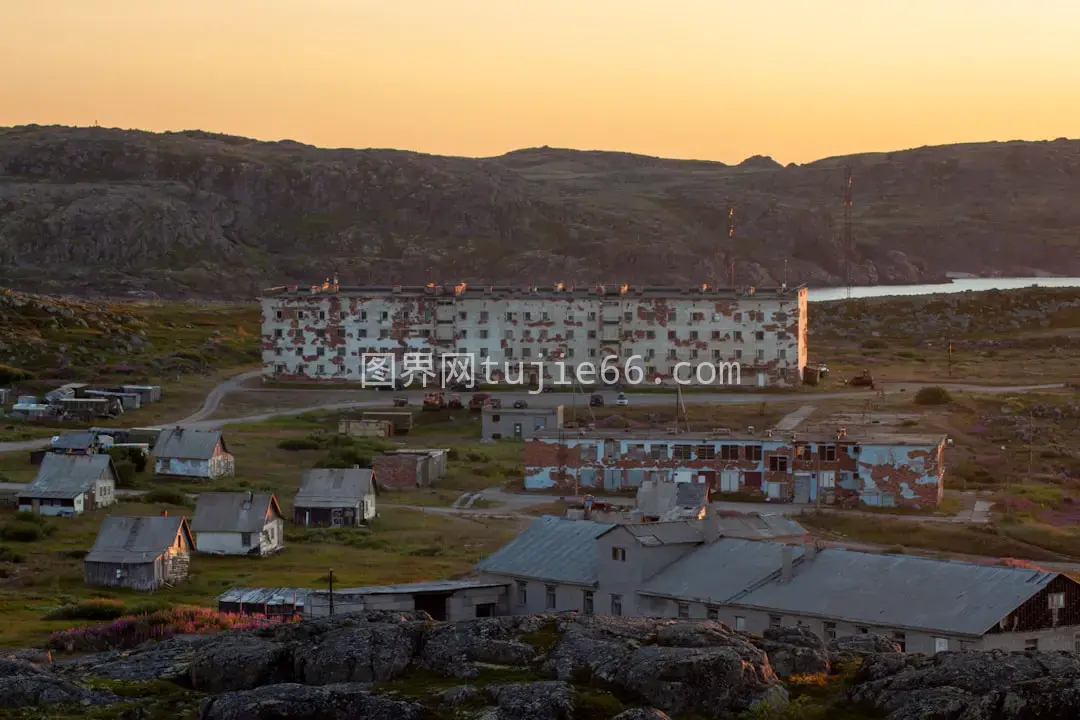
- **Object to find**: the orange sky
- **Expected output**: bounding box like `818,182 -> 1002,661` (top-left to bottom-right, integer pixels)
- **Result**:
2,0 -> 1078,164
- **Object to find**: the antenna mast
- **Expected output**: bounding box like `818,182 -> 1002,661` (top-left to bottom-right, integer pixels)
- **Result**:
842,166 -> 853,298
728,207 -> 736,286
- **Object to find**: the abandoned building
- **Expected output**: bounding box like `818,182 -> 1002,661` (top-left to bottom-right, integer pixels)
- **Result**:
293,467 -> 378,526
482,405 -> 564,441
338,417 -> 393,438
259,282 -> 808,387
84,514 -> 194,591
523,427 -> 948,509
18,453 -> 119,517
635,478 -> 710,521
474,515 -> 1080,653
46,432 -> 108,456
372,449 -> 448,489
190,491 -> 285,556
152,428 -> 235,480
216,580 -> 510,621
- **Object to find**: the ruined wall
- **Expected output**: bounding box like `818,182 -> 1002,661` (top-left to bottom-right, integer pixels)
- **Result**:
372,454 -> 423,489
523,436 -> 944,508
261,288 -> 807,386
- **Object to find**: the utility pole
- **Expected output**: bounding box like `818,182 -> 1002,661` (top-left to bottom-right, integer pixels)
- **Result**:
947,341 -> 953,378
328,568 -> 334,616
1028,409 -> 1034,478
728,207 -> 736,286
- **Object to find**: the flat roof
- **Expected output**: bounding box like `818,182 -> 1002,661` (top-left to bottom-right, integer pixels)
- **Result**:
262,283 -> 807,301
310,579 -> 507,596
533,428 -> 947,446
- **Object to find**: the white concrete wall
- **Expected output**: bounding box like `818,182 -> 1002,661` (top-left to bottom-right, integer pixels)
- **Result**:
261,517 -> 284,554
195,531 -> 251,555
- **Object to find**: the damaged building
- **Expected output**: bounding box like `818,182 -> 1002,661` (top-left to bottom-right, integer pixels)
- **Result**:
523,427 -> 948,509
260,281 -> 807,387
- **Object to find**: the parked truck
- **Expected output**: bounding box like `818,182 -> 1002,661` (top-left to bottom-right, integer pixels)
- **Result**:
422,392 -> 445,411
468,392 -> 492,411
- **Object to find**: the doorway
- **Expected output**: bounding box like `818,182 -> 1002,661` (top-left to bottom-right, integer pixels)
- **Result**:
414,592 -> 452,621
513,423 -> 523,439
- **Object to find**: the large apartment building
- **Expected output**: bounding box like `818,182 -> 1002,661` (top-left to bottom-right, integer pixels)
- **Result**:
260,280 -> 808,387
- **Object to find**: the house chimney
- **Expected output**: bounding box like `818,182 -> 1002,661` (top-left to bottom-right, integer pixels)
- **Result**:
781,545 -> 793,581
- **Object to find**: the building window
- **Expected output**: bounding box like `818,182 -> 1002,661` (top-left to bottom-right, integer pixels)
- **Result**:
588,330 -> 597,339
769,615 -> 782,628
735,616 -> 746,631
697,445 -> 717,460
1048,592 -> 1066,609
892,631 -> 906,652
823,622 -> 836,640
524,312 -> 532,321
517,581 -> 527,606
1025,638 -> 1039,650
275,310 -> 283,320
822,445 -> 837,462
706,606 -> 718,620
934,637 -> 949,653
769,455 -> 789,472
857,626 -> 869,634
241,533 -> 252,547
583,591 -> 594,614
612,547 -> 626,562
677,603 -> 690,619
566,330 -> 575,340
611,594 -> 622,616
719,445 -> 739,461
745,445 -> 763,462
546,584 -> 556,610
673,445 -> 693,461
480,311 -> 489,322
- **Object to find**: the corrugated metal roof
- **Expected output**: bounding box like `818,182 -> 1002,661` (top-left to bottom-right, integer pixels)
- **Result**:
85,515 -> 190,564
712,513 -> 808,539
641,538 -> 803,602
621,521 -> 703,546
475,515 -> 614,585
675,483 -> 707,508
636,481 -> 677,516
191,492 -> 280,533
216,587 -> 309,607
295,469 -> 375,508
732,548 -> 1057,636
152,428 -> 225,459
50,433 -> 96,450
21,454 -> 113,500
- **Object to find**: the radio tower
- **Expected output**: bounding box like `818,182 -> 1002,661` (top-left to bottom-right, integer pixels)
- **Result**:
727,207 -> 736,287
842,166 -> 854,298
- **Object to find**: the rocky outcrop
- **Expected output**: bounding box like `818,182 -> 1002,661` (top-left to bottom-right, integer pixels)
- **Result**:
5,126 -> 1080,299
750,625 -> 831,677
199,683 -> 432,720
847,649 -> 1080,719
0,654 -> 117,709
826,633 -> 903,665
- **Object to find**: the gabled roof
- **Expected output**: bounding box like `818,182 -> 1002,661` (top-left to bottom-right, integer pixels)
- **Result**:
190,492 -> 281,533
85,515 -> 192,564
294,468 -> 376,508
22,454 -> 115,499
731,548 -> 1062,636
475,515 -> 614,586
619,521 -> 704,546
152,428 -> 226,460
641,538 -> 802,602
50,433 -> 97,451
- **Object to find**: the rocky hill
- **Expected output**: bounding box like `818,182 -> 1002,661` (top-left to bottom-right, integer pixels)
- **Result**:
7,611 -> 1080,719
1,125 -> 1079,299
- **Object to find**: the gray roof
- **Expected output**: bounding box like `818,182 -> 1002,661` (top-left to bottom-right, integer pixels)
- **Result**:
636,481 -> 677,516
191,492 -> 281,533
676,483 -> 708,507
216,587 -> 309,608
22,454 -> 114,500
51,433 -> 97,451
152,428 -> 226,460
620,522 -> 704,546
642,539 -> 803,602
295,469 -> 376,508
314,580 -> 507,596
732,548 -> 1060,636
475,515 -> 614,586
85,515 -> 191,564
711,513 -> 808,540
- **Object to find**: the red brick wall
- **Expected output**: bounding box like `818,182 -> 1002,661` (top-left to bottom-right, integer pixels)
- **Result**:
372,454 -> 420,489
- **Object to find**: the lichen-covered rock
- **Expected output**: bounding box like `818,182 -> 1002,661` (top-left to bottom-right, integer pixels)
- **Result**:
611,710 -> 673,720
847,649 -> 1080,720
0,655 -> 117,709
198,683 -> 431,720
752,625 -> 830,678
418,616 -> 547,679
56,635 -> 211,682
485,681 -> 576,720
827,634 -> 902,665
291,621 -> 422,685
188,637 -> 293,693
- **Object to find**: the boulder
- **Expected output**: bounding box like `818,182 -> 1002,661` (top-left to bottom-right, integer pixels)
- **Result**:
56,636 -> 210,682
418,616 -> 546,678
752,625 -> 830,678
827,634 -> 902,665
0,655 -> 117,709
198,683 -> 431,720
188,637 -> 293,693
485,681 -> 576,720
847,649 -> 1080,719
611,710 -> 673,720
292,621 -> 422,685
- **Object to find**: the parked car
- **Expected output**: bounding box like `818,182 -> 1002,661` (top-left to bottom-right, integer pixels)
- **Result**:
589,393 -> 604,407
616,393 -> 628,406
393,396 -> 409,407
513,400 -> 528,409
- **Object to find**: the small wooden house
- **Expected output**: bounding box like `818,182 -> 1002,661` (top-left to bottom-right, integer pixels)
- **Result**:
84,514 -> 193,591
294,467 -> 378,527
18,454 -> 118,517
190,491 -> 285,556
152,427 -> 234,480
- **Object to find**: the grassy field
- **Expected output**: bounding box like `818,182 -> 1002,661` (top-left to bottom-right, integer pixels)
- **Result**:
0,501 -> 517,648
